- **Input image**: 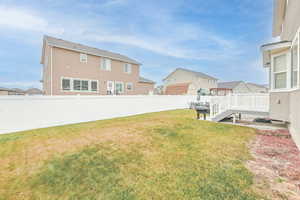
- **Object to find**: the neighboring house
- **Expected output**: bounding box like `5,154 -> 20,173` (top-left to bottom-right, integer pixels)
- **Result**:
11,88 -> 26,95
135,77 -> 156,95
217,81 -> 251,93
26,88 -> 43,95
246,83 -> 269,93
41,36 -> 155,95
154,85 -> 164,95
0,87 -> 12,95
163,68 -> 218,95
261,0 -> 300,148
0,87 -> 25,95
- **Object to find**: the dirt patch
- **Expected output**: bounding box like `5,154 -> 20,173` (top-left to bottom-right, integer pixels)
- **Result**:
247,128 -> 300,200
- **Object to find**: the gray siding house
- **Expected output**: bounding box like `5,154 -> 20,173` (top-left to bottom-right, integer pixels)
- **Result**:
261,0 -> 300,148
163,68 -> 218,95
217,81 -> 251,93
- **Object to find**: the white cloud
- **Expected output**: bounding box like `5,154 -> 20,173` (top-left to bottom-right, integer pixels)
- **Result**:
0,2 -> 243,61
0,5 -> 64,35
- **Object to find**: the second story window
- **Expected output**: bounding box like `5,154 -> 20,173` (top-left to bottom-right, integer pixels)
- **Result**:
80,53 -> 88,63
124,63 -> 132,74
101,58 -> 111,71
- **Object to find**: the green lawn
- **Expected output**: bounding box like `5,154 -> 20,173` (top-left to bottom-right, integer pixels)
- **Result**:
0,110 -> 264,200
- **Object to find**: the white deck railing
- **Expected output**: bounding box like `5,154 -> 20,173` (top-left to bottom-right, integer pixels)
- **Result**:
208,93 -> 270,119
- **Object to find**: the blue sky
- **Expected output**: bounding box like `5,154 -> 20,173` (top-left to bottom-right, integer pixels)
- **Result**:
0,0 -> 274,89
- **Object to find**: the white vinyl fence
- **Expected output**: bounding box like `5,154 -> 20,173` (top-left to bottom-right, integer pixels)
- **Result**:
0,95 -> 196,134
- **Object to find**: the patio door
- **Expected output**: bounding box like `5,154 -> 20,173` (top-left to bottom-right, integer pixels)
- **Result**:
107,81 -> 114,95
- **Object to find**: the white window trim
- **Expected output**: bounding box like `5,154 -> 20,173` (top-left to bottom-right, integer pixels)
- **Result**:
90,80 -> 99,92
271,51 -> 291,92
126,82 -> 133,91
100,58 -> 112,71
61,77 -> 71,91
115,81 -> 124,94
80,53 -> 88,63
60,77 -> 99,93
291,28 -> 300,89
269,28 -> 300,93
124,63 -> 132,74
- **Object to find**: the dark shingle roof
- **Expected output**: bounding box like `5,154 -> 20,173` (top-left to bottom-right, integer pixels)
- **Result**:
44,35 -> 141,65
164,68 -> 218,81
217,81 -> 244,89
139,77 -> 155,84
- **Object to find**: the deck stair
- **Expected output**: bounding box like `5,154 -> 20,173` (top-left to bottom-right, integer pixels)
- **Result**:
210,109 -> 269,122
205,94 -> 270,122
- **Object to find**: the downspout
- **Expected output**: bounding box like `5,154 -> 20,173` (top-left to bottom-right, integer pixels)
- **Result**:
50,47 -> 53,96
298,29 -> 300,89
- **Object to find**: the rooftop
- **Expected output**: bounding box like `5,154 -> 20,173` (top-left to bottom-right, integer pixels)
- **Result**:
42,35 -> 141,65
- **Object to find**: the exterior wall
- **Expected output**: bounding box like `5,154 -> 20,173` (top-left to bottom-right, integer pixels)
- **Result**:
232,82 -> 251,93
280,0 -> 300,40
289,89 -> 300,148
247,84 -> 268,93
135,82 -> 155,95
269,92 -> 290,121
187,79 -> 217,95
164,70 -> 217,95
43,45 -> 148,95
270,90 -> 300,149
0,91 -> 9,95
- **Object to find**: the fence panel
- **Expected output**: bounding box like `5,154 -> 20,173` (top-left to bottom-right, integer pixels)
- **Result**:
0,95 -> 196,134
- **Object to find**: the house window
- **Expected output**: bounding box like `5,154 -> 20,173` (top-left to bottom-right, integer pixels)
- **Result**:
62,78 -> 71,90
91,81 -> 98,92
124,63 -> 132,73
101,58 -> 111,71
80,53 -> 88,63
273,54 -> 287,89
82,80 -> 89,91
73,80 -> 82,91
126,82 -> 133,91
115,82 -> 124,94
292,39 -> 299,88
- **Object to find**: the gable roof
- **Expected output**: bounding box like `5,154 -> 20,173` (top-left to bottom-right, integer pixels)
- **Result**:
163,68 -> 218,81
246,82 -> 268,89
42,35 -> 141,65
11,88 -> 25,93
139,77 -> 155,84
217,81 -> 244,89
26,88 -> 43,95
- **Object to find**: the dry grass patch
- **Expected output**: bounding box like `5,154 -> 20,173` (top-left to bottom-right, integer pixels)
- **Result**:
0,109 -> 264,199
